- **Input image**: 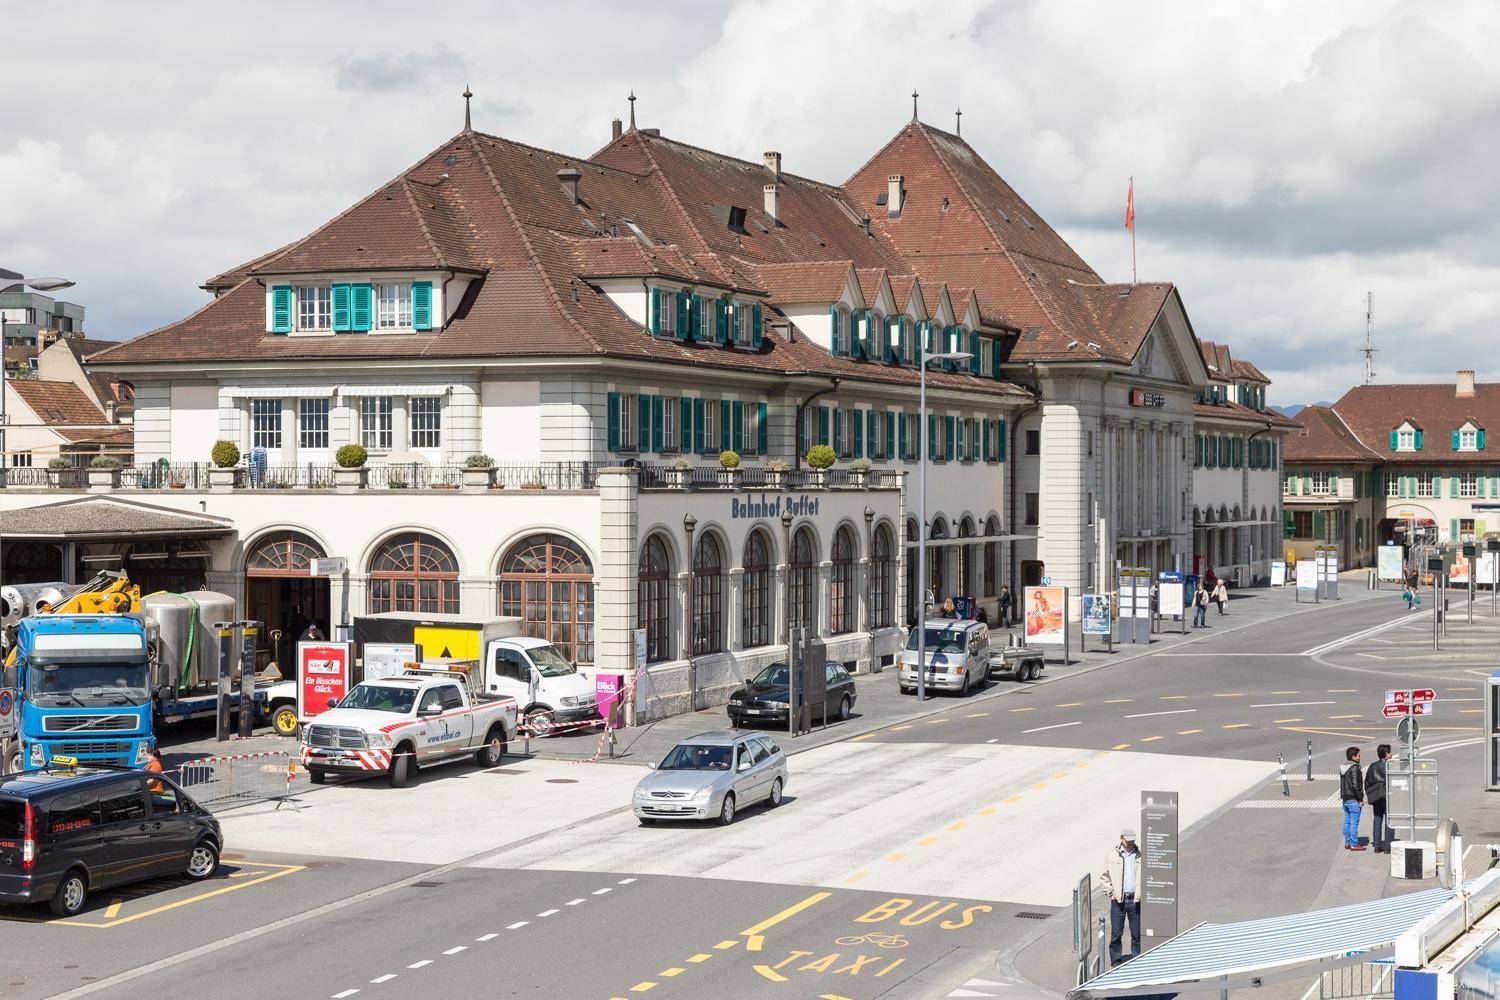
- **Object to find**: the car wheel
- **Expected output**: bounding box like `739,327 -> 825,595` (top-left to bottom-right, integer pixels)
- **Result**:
271,705 -> 300,738
638,817 -> 656,826
309,766 -> 327,785
186,840 -> 219,880
49,869 -> 88,917
1028,662 -> 1042,681
718,793 -> 737,826
476,726 -> 508,768
525,709 -> 554,739
959,673 -> 970,697
838,695 -> 852,721
389,747 -> 415,788
768,777 -> 784,807
899,684 -> 912,695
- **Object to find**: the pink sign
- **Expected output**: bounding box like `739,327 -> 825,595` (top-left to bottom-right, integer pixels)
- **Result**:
595,673 -> 624,730
297,641 -> 351,721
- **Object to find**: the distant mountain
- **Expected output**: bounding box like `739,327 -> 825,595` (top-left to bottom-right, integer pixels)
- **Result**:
1271,401 -> 1331,418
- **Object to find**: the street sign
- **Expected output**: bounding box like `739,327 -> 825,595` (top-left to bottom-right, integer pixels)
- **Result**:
1398,715 -> 1421,745
1041,576 -> 1052,586
1384,702 -> 1433,718
311,557 -> 348,576
1386,689 -> 1437,706
0,687 -> 16,741
1140,790 -> 1179,948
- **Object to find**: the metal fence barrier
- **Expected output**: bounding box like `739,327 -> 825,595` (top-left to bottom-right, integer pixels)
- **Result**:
177,750 -> 300,810
1319,962 -> 1393,1000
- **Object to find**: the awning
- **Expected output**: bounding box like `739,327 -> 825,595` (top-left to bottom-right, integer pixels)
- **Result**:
0,497 -> 234,541
1073,874 -> 1500,998
221,385 -> 336,400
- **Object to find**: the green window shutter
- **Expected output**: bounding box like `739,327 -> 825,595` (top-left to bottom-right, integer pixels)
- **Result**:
648,288 -> 661,335
983,420 -> 992,462
834,409 -> 844,456
998,419 -> 1008,462
1452,518 -> 1460,541
652,396 -> 665,451
270,286 -> 292,333
1414,429 -> 1424,450
757,403 -> 768,455
817,406 -> 830,446
751,304 -> 763,348
1480,477 -> 1488,499
607,392 -> 620,451
885,412 -> 896,459
969,331 -> 981,374
411,281 -> 433,330
853,410 -> 864,458
850,313 -> 863,361
927,414 -> 938,459
693,398 -> 705,454
1313,511 -> 1325,538
714,299 -> 728,344
1450,474 -> 1460,498
690,295 -> 702,341
1284,510 -> 1294,538
731,400 -> 744,453
866,410 -> 878,458
991,338 -> 1002,378
829,306 -> 841,355
1329,472 -> 1339,494
1389,430 -> 1399,450
331,283 -> 352,332
898,412 -> 908,459
719,400 -> 732,452
1453,430 -> 1462,450
680,398 -> 692,452
1480,429 -> 1488,450
351,283 -> 373,331
638,395 -> 651,452
945,415 -> 956,459
675,291 -> 689,340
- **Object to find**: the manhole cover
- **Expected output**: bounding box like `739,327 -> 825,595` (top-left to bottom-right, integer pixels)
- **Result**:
1014,911 -> 1051,920
546,778 -> 579,784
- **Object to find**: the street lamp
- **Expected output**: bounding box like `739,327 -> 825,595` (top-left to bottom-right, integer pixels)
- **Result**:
915,348 -> 972,702
683,512 -> 697,706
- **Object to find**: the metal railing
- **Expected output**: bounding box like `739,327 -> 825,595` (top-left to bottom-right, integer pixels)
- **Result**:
491,461 -> 597,490
244,463 -> 337,490
176,750 -> 301,810
1319,962 -> 1394,1000
637,462 -> 901,490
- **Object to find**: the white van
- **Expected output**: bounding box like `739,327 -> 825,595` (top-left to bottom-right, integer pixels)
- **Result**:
483,636 -> 600,736
898,619 -> 990,696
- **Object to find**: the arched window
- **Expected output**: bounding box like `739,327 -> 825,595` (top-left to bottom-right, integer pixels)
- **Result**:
829,525 -> 856,634
743,530 -> 772,648
693,535 -> 724,655
983,515 -> 1000,597
638,535 -> 672,663
499,533 -> 594,664
369,532 -> 459,614
927,518 -> 947,607
246,531 -> 325,576
790,527 -> 817,635
872,524 -> 895,628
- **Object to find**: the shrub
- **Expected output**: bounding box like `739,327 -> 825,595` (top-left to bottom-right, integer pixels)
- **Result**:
718,450 -> 741,470
805,444 -> 836,470
670,457 -> 693,471
849,458 -> 872,473
335,443 -> 368,469
521,479 -> 546,489
210,440 -> 240,468
48,458 -> 70,471
767,458 -> 789,473
463,453 -> 495,470
90,455 -> 122,470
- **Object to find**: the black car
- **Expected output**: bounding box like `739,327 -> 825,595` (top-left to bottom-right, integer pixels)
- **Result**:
0,763 -> 222,917
727,661 -> 857,727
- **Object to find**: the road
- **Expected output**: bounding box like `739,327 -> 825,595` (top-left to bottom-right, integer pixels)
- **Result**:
3,587 -> 1488,1000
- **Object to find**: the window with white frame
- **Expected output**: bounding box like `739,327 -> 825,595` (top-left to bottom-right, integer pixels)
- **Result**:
1461,518 -> 1476,542
1415,472 -> 1435,497
870,411 -> 882,458
409,396 -> 442,449
957,418 -> 969,460
978,338 -> 993,376
1397,429 -> 1415,450
906,413 -> 919,459
377,283 -> 412,329
1461,472 -> 1478,498
1385,472 -> 1400,497
733,303 -> 751,346
251,399 -> 282,451
619,393 -> 637,450
658,293 -> 677,336
9,451 -> 33,467
662,396 -> 678,452
1310,471 -> 1330,494
297,286 -> 331,331
359,396 -> 394,450
298,398 -> 329,449
1461,428 -> 1478,450
831,310 -> 846,355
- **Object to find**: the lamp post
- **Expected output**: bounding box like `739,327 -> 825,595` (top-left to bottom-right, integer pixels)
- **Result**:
916,347 -> 973,701
683,512 -> 697,707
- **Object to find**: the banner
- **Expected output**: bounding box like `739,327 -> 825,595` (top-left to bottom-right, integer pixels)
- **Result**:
1024,586 -> 1066,645
1082,594 -> 1112,635
1295,561 -> 1317,591
1377,545 -> 1404,582
1157,572 -> 1186,616
1270,561 -> 1286,587
297,641 -> 352,721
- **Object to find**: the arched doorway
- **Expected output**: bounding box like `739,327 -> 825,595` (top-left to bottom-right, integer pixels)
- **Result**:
499,533 -> 594,664
368,532 -> 460,614
244,530 -> 330,673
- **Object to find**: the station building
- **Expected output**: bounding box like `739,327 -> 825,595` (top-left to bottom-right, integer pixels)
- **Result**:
0,105 -> 1280,714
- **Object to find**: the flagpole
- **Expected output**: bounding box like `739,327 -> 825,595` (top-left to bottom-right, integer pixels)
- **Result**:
1130,175 -> 1137,285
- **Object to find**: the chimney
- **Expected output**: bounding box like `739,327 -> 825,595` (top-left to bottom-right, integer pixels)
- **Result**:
859,215 -> 871,236
763,150 -> 782,180
557,166 -> 582,205
1457,369 -> 1476,398
763,183 -> 779,223
611,118 -> 622,141
887,174 -> 904,216
104,400 -> 117,424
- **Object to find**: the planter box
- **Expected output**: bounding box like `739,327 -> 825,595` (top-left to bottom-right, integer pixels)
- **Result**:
461,467 -> 496,494
717,468 -> 741,489
765,470 -> 787,490
207,466 -> 241,493
806,470 -> 828,488
665,468 -> 691,489
334,467 -> 368,494
87,469 -> 121,492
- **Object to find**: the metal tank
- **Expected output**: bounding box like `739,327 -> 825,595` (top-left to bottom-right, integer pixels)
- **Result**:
1,582 -> 69,627
178,591 -> 237,681
139,591 -> 237,690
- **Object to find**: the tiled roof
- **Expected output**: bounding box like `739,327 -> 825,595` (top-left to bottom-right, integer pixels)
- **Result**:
9,378 -> 108,425
2,497 -> 232,539
1194,399 -> 1299,429
1284,405 -> 1381,463
1230,358 -> 1270,384
1331,382 -> 1500,464
744,261 -> 854,305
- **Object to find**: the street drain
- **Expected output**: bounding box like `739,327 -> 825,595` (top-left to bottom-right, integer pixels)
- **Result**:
410,880 -> 444,888
546,778 -> 579,784
1014,911 -> 1051,920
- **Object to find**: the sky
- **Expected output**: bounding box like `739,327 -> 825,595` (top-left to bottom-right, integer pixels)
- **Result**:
4,0 -> 1498,405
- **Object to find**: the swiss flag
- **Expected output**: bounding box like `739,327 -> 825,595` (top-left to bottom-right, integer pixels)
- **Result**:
1124,178 -> 1135,231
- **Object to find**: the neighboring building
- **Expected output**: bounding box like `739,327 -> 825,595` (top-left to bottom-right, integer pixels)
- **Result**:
33,336 -> 134,423
1284,370 -> 1500,569
1,284 -> 86,374
1,377 -> 133,470
1189,342 -> 1297,584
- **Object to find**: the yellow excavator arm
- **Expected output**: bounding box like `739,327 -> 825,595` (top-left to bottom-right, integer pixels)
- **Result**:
35,571 -> 141,616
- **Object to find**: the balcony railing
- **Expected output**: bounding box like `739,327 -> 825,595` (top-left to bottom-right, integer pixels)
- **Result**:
2,461 -> 601,492
637,462 -> 901,491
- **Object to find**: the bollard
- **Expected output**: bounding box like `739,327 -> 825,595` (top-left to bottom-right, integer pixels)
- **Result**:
1306,739 -> 1313,781
1098,914 -> 1108,972
1279,752 -> 1289,796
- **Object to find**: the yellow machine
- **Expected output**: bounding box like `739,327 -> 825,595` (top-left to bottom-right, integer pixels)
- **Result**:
35,572 -> 141,616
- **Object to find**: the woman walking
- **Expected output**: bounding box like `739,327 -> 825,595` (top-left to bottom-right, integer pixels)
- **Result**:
1212,578 -> 1229,615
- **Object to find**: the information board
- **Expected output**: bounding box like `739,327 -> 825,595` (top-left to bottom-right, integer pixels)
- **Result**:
1082,594 -> 1112,635
1450,556 -> 1471,585
1296,561 -> 1317,591
1132,570 -> 1153,619
1157,572 -> 1185,617
1270,561 -> 1286,587
363,642 -> 418,681
1140,790 -> 1179,947
1024,586 -> 1066,645
1378,544 -> 1405,582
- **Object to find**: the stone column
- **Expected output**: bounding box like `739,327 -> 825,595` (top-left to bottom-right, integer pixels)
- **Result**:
727,568 -> 744,651
817,561 -> 833,638
595,467 -> 640,678
674,570 -> 691,662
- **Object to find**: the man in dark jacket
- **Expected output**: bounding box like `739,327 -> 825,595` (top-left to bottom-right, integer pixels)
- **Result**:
1339,746 -> 1366,851
1366,744 -> 1392,853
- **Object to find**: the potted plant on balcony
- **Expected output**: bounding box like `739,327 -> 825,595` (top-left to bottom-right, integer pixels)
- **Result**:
208,440 -> 242,492
805,444 -> 836,487
666,456 -> 693,489
461,453 -> 496,492
334,444 -> 368,493
87,455 -> 122,491
848,458 -> 872,487
46,458 -> 70,488
717,449 -> 741,488
765,458 -> 789,490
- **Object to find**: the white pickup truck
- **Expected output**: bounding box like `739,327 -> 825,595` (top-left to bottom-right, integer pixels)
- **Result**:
300,670 -> 518,787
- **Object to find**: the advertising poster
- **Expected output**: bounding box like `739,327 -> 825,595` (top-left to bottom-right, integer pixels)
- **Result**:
363,642 -> 418,681
1479,552 -> 1498,588
1082,594 -> 1112,635
1295,561 -> 1317,591
1024,586 -> 1066,645
1451,557 -> 1471,585
595,673 -> 624,730
1158,572 -> 1186,616
297,641 -> 352,721
1378,545 -> 1405,582
1270,561 -> 1286,587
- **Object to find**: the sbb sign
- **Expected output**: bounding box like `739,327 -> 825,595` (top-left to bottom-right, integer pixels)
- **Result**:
1129,388 -> 1167,408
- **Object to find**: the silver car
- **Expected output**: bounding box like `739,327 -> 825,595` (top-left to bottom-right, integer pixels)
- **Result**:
632,730 -> 788,826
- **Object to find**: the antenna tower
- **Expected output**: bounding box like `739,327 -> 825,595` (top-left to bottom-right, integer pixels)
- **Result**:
1360,291 -> 1377,385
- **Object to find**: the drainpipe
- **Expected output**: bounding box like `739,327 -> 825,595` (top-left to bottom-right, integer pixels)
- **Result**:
1246,421 -> 1275,581
793,378 -> 840,470
1006,363 -> 1041,591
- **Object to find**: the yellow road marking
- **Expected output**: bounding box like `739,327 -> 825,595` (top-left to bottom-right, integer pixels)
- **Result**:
1448,687 -> 1477,692
1032,783 -> 1047,790
630,983 -> 656,993
916,836 -> 938,846
741,891 -> 832,941
715,939 -> 738,950
885,852 -> 906,862
844,872 -> 870,885
979,806 -> 997,816
967,712 -> 991,718
926,718 -> 948,724
1160,695 -> 1188,700
822,995 -> 856,1000
1271,690 -> 1301,695
1005,795 -> 1024,804
754,965 -> 789,983
659,968 -> 684,978
1461,709 -> 1483,715
1141,736 -> 1163,743
1057,702 -> 1083,708
1010,707 -> 1036,713
1274,718 -> 1303,724
1178,729 -> 1203,735
1104,698 -> 1133,704
1213,693 -> 1244,698
1327,688 -> 1357,693
850,732 -> 876,741
1112,743 -> 1131,750
947,821 -> 967,832
687,954 -> 711,964
891,725 -> 914,732
1329,714 -> 1361,720
1222,724 -> 1250,730
1052,772 -> 1070,780
12,861 -> 306,929
104,898 -> 123,919
746,935 -> 765,951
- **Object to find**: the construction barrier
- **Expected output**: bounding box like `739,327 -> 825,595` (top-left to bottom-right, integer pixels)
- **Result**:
177,749 -> 299,810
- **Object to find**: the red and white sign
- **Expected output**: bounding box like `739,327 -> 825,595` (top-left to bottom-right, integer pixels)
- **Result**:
1382,702 -> 1433,718
1385,689 -> 1436,706
297,641 -> 352,721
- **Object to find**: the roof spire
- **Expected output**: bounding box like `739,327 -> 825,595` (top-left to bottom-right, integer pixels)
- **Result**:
628,90 -> 636,131
462,85 -> 473,131
911,89 -> 919,122
954,106 -> 962,136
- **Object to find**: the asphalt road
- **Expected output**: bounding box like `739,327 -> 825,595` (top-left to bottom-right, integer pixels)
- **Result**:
6,588 -> 1489,1000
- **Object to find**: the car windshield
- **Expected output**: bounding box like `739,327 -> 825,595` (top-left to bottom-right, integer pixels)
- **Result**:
906,628 -> 967,654
750,663 -> 789,687
336,684 -> 417,714
658,743 -> 734,771
25,662 -> 149,706
528,644 -> 576,678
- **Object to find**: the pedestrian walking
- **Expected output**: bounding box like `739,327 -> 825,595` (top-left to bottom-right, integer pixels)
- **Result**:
1339,746 -> 1366,851
1212,579 -> 1228,615
1401,584 -> 1417,612
1366,744 -> 1393,853
1192,583 -> 1210,628
998,585 -> 1013,628
1099,828 -> 1142,965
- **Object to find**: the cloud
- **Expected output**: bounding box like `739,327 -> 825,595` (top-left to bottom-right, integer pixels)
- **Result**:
334,45 -> 468,93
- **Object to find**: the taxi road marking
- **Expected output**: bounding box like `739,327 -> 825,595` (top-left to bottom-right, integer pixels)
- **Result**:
850,733 -> 876,741
715,939 -> 739,950
688,953 -> 712,963
104,898 -> 124,919
1140,736 -> 1164,743
630,982 -> 656,993
755,965 -> 790,983
660,968 -> 684,978
9,860 -> 305,929
891,725 -> 914,732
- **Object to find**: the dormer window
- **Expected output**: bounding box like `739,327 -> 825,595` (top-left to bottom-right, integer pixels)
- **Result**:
1390,421 -> 1421,451
377,283 -> 412,329
271,279 -> 433,335
299,286 -> 331,331
1453,422 -> 1485,451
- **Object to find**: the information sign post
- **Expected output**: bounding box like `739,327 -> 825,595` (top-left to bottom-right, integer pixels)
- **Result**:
1158,571 -> 1186,635
1140,790 -> 1179,949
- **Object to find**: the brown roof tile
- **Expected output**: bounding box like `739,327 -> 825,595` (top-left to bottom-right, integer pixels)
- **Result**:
1283,405 -> 1381,463
9,378 -> 108,425
1332,382 -> 1500,464
743,260 -> 854,305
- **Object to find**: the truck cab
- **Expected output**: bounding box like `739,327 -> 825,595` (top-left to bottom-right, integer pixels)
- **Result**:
484,637 -> 599,736
6,616 -> 154,771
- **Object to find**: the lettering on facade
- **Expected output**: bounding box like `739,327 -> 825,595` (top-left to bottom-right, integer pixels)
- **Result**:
730,493 -> 821,520
1129,388 -> 1167,408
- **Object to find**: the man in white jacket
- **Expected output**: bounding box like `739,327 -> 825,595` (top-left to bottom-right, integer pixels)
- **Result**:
1099,828 -> 1143,964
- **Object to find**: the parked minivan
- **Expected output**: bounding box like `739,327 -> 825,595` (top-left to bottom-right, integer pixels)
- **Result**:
899,619 -> 990,695
0,763 -> 221,916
